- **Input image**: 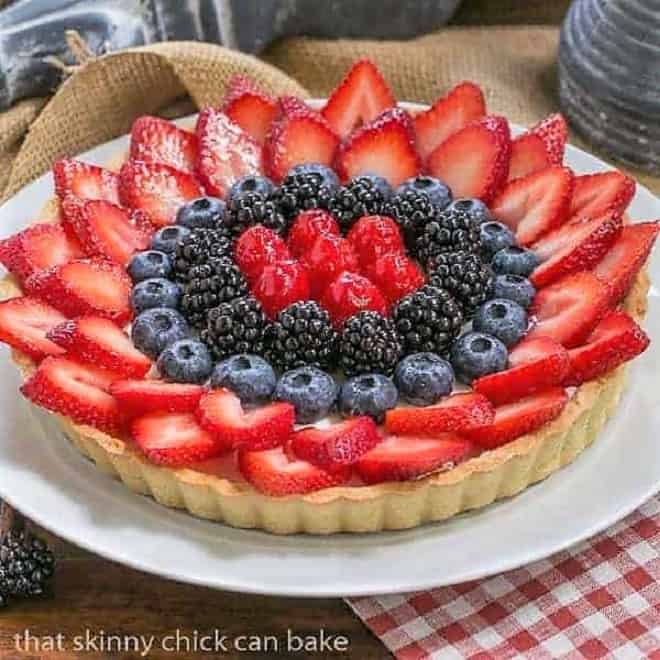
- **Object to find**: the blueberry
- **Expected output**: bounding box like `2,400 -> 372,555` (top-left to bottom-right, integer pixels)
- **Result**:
480,221 -> 516,257
274,366 -> 338,423
176,196 -> 225,229
397,176 -> 452,210
493,274 -> 536,309
394,352 -> 454,406
127,250 -> 172,283
450,332 -> 508,383
288,163 -> 340,191
150,225 -> 191,255
473,298 -> 528,347
210,354 -> 276,405
131,307 -> 190,359
491,246 -> 540,277
448,198 -> 493,224
157,339 -> 213,384
353,174 -> 394,200
130,278 -> 182,314
226,176 -> 276,205
339,374 -> 398,422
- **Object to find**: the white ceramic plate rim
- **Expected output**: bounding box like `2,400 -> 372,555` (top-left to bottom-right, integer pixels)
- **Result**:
0,103 -> 659,598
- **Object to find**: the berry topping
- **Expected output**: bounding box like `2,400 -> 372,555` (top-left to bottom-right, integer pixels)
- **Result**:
397,175 -> 452,211
450,331 -> 508,383
195,107 -> 263,197
427,115 -> 511,203
130,277 -> 182,314
264,97 -> 339,183
227,175 -> 276,205
328,175 -> 393,232
319,271 -> 388,329
0,296 -> 66,361
473,298 -> 528,347
287,209 -> 340,258
225,191 -> 288,236
110,379 -> 204,417
290,417 -> 381,469
251,259 -> 311,319
131,307 -> 190,359
339,311 -> 403,377
234,225 -> 291,282
569,171 -> 635,222
118,160 -> 204,227
47,316 -> 152,378
356,433 -> 474,484
394,352 -> 455,406
492,274 -> 536,309
338,374 -> 398,423
198,388 -> 295,451
176,196 -> 226,229
210,354 -> 277,405
480,220 -> 517,258
335,107 -> 420,187
447,198 -> 493,225
300,233 -> 359,299
274,164 -> 339,220
150,225 -> 191,256
156,338 -> 214,384
127,250 -> 172,283
366,252 -> 425,305
53,159 -> 119,204
273,366 -> 338,424
346,214 -> 404,270
222,75 -> 278,145
382,188 -> 436,249
129,116 -> 198,173
172,227 -> 233,279
491,246 -> 540,277
466,387 -> 568,449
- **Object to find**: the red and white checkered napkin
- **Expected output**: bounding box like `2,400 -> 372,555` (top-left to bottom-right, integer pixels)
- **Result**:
347,497 -> 660,659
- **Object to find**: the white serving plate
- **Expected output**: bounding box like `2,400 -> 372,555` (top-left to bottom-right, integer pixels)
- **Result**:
0,106 -> 659,597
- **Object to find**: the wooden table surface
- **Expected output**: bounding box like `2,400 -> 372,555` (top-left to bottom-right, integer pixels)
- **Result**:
0,3 -> 585,659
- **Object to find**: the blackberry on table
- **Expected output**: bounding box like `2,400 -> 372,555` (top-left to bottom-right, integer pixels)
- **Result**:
339,311 -> 403,377
179,257 -> 248,328
392,285 -> 464,356
328,175 -> 392,232
202,296 -> 270,360
414,207 -> 482,267
382,189 -> 436,249
427,251 -> 494,317
274,168 -> 338,221
225,192 -> 288,237
173,227 -> 233,281
265,301 -> 339,371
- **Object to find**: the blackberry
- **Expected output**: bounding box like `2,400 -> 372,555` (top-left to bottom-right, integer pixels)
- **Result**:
328,175 -> 392,232
414,208 -> 482,267
172,227 -> 233,281
179,257 -> 248,328
265,301 -> 338,371
427,251 -> 494,316
339,311 -> 402,377
202,296 -> 270,360
392,285 -> 464,356
382,189 -> 436,249
275,169 -> 338,221
225,192 -> 288,236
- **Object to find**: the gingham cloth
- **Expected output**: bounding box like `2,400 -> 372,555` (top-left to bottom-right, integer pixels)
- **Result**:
347,496 -> 660,659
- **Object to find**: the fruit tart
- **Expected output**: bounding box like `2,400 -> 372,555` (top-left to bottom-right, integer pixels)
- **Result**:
0,60 -> 656,534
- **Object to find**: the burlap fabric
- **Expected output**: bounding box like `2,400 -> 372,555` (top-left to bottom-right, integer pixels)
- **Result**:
1,28 -> 658,202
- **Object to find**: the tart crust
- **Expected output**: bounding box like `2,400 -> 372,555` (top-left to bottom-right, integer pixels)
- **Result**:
1,172 -> 651,535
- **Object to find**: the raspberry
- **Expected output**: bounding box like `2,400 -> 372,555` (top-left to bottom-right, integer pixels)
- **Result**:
234,225 -> 291,282
287,209 -> 341,258
346,215 -> 405,270
251,259 -> 311,319
319,271 -> 388,329
365,252 -> 425,304
299,234 -> 359,299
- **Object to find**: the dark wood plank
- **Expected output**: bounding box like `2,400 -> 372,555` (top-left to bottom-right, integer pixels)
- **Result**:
452,0 -> 572,26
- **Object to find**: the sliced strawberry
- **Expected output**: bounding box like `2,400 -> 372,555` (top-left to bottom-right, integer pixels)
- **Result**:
508,113 -> 568,180
196,107 -> 263,196
319,271 -> 388,329
346,214 -> 405,270
365,252 -> 425,305
264,97 -> 339,183
110,379 -> 204,417
26,258 -> 132,324
234,225 -> 291,282
299,233 -> 359,299
197,389 -> 295,451
129,116 -> 198,173
490,166 -> 574,246
131,412 -> 222,466
288,417 -> 380,469
0,223 -> 84,283
569,171 -> 635,222
287,209 -> 341,258
21,356 -> 124,433
466,387 -> 568,449
118,160 -> 203,227
223,75 -> 279,145
335,107 -> 419,187
530,213 -> 622,288
321,59 -> 395,139
238,445 -> 350,496
526,271 -> 610,348
414,81 -> 486,161
53,159 -> 119,204
47,316 -> 151,377
0,297 -> 66,361
61,197 -> 152,266
474,336 -> 570,405
385,392 -> 494,436
564,311 -> 649,386
251,259 -> 311,319
427,115 -> 511,203
593,222 -> 660,307
356,433 -> 474,484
